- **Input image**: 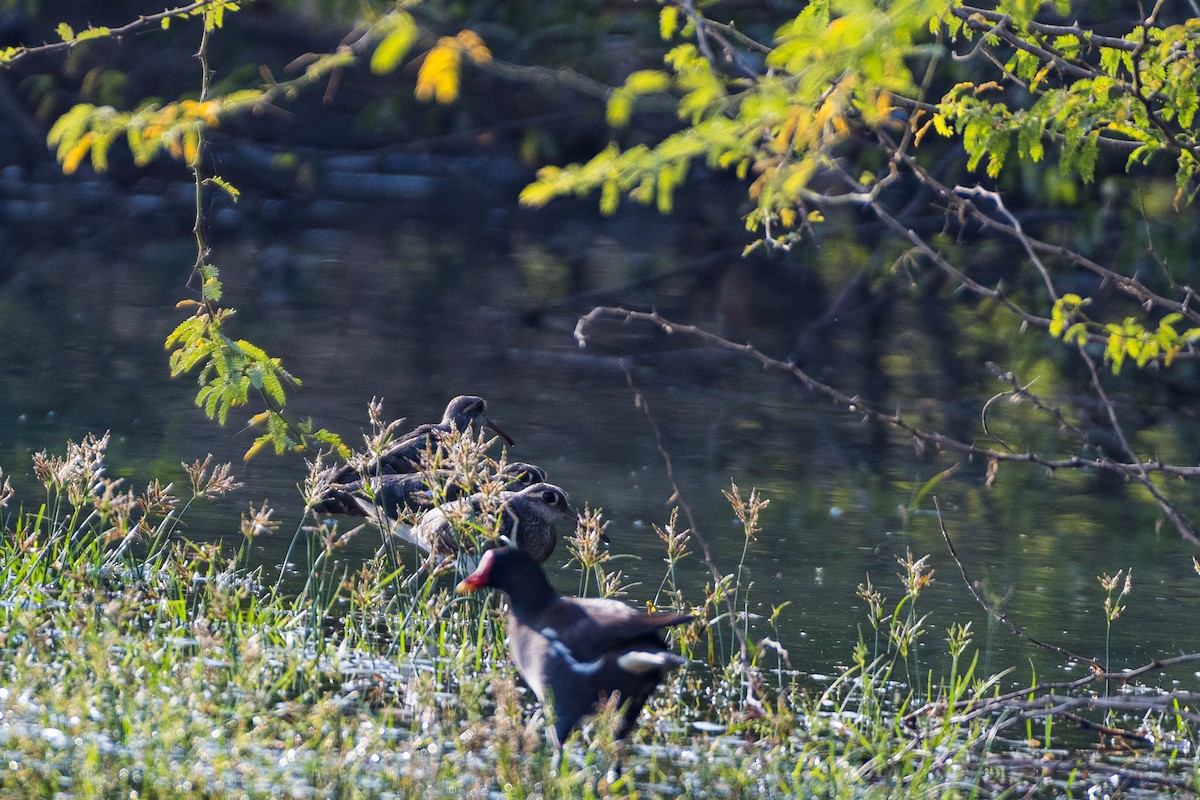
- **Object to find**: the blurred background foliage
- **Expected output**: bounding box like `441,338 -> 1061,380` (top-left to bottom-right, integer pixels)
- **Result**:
3,0 -> 1200,446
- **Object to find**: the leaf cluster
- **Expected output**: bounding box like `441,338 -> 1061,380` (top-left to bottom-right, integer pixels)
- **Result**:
518,1 -> 1200,383
1050,293 -> 1200,372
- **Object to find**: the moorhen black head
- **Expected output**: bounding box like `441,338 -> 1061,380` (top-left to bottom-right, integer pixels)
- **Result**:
456,547 -> 693,747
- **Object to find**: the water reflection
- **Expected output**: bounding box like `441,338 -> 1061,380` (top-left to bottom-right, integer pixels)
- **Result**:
1,194 -> 1198,692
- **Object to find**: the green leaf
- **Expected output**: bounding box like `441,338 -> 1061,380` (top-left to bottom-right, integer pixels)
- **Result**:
1077,131 -> 1100,183
607,93 -> 633,128
600,181 -> 619,215
164,316 -> 203,349
46,104 -> 94,158
608,70 -> 671,128
234,339 -> 267,361
370,14 -> 418,75
912,463 -> 961,511
207,175 -> 240,202
262,369 -> 286,405
76,27 -> 112,42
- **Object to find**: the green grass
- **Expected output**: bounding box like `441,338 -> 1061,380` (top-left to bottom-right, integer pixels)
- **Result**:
0,434 -> 1195,798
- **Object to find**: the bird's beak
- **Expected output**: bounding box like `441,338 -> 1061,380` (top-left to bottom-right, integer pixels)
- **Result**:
485,417 -> 515,446
455,573 -> 485,594
455,547 -> 495,594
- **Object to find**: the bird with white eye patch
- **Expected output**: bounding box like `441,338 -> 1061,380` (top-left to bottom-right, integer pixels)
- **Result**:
377,482 -> 580,564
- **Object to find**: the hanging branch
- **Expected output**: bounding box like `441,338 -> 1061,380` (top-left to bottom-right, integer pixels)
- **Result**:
902,502 -> 1200,741
575,306 -> 1200,544
0,1 -> 222,69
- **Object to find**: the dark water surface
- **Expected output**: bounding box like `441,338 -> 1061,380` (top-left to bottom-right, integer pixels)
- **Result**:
2,180 -> 1199,692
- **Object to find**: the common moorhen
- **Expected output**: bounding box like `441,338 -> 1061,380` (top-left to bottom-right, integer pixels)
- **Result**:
456,547 -> 693,747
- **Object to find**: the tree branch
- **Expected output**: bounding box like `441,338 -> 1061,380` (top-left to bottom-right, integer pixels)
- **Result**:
575,307 -> 1200,541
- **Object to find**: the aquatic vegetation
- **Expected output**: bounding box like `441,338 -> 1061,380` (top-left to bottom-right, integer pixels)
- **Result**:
0,434 -> 1195,797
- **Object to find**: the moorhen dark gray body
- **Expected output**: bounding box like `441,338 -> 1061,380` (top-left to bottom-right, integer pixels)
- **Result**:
457,547 -> 693,747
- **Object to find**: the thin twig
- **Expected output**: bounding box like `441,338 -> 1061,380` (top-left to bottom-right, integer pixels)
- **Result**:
577,307 -> 1200,542
618,360 -> 765,714
0,1 -> 217,69
886,145 -> 1200,327
1076,344 -> 1200,544
932,497 -> 1102,671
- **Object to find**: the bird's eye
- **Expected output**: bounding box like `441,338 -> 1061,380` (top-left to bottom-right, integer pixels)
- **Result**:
543,491 -> 558,505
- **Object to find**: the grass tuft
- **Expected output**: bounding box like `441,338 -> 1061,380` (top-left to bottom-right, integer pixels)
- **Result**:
0,433 -> 1195,796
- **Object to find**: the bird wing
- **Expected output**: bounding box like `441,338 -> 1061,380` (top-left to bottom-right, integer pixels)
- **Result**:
550,598 -> 692,658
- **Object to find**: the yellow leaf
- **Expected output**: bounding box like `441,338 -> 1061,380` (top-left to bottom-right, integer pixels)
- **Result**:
247,411 -> 273,427
456,29 -> 491,65
61,131 -> 95,175
201,101 -> 221,127
416,42 -> 462,104
773,109 -> 799,154
183,132 -> 199,165
243,438 -> 267,461
876,90 -> 892,118
660,6 -> 679,40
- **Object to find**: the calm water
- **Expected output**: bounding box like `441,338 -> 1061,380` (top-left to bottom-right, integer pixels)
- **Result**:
2,176 -> 1199,691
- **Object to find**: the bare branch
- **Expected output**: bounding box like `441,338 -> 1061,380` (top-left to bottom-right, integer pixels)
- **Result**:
954,5 -> 1141,53
617,360 -> 766,714
887,145 -> 1200,328
932,497 -> 1103,670
575,307 -> 1200,540
0,1 -> 217,70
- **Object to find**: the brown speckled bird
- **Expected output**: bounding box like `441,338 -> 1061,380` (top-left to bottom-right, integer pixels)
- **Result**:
326,395 -> 513,489
313,461 -> 546,520
388,482 -> 576,564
